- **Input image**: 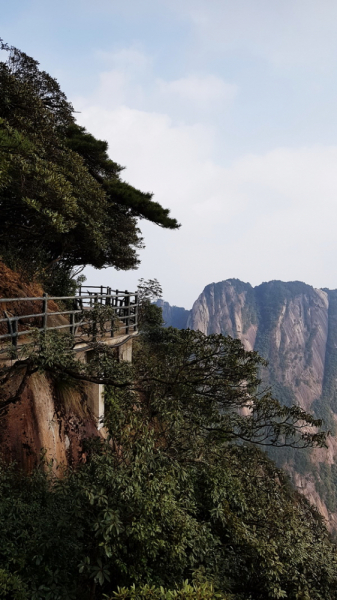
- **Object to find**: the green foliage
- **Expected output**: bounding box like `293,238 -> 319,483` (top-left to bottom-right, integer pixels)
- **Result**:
0,569 -> 28,599
108,581 -> 228,600
0,463 -> 87,599
65,124 -> 179,230
39,264 -> 86,297
134,328 -> 326,449
0,328 -> 336,599
137,278 -> 164,331
0,41 -> 179,282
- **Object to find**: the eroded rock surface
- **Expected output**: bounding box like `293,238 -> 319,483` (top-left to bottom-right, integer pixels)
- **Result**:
0,370 -> 101,472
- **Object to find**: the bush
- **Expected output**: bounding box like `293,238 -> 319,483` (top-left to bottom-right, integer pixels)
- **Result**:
108,582 -> 229,600
0,569 -> 28,599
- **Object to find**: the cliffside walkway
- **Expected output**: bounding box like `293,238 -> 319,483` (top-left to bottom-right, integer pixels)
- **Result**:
0,286 -> 139,429
0,286 -> 139,351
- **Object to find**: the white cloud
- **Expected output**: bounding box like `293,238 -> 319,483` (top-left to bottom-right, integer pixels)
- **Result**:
96,46 -> 152,75
74,47 -> 237,123
169,0 -> 337,70
76,38 -> 337,307
78,94 -> 337,306
74,47 -> 152,110
76,104 -> 213,204
157,75 -> 237,105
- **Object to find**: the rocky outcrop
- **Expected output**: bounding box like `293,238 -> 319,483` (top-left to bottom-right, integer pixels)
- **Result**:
162,278 -> 337,532
187,279 -> 258,351
0,370 -> 102,472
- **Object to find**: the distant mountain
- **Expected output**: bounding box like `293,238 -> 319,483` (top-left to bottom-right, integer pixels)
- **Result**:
155,299 -> 190,329
159,278 -> 337,532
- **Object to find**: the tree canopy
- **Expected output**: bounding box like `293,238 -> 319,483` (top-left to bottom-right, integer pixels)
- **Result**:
0,40 -> 179,281
0,325 -> 336,600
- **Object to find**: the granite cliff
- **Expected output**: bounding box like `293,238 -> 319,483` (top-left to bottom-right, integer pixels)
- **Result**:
162,278 -> 337,531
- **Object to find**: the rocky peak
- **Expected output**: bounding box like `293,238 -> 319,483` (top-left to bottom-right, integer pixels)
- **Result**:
187,279 -> 257,350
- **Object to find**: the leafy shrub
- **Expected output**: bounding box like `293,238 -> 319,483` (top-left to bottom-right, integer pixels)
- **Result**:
107,582 -> 229,600
0,569 -> 28,600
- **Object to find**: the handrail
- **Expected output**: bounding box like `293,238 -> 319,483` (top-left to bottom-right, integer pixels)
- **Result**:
0,293 -> 134,303
0,288 -> 138,348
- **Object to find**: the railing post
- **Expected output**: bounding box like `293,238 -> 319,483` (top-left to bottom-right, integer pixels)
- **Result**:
4,311 -> 17,348
78,285 -> 83,310
42,293 -> 48,334
93,293 -> 98,341
125,290 -> 130,334
110,288 -> 115,337
70,311 -> 75,336
134,293 -> 138,332
12,319 -> 18,347
70,299 -> 76,336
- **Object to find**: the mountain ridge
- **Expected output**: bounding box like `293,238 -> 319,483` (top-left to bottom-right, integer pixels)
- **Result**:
158,278 -> 337,531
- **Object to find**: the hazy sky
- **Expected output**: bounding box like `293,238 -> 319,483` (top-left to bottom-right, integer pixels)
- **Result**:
3,0 -> 337,307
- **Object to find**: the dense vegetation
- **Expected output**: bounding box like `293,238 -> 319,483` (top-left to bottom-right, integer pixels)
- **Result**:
0,322 -> 336,599
0,40 -> 179,293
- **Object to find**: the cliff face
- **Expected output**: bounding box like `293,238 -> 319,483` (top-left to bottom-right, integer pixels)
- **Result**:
187,279 -> 258,350
165,279 -> 337,531
188,280 -> 330,412
0,370 -> 102,472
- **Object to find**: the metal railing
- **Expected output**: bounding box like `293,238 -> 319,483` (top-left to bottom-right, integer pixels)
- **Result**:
0,288 -> 138,348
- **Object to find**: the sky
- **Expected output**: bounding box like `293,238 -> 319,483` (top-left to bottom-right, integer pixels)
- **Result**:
3,0 -> 337,307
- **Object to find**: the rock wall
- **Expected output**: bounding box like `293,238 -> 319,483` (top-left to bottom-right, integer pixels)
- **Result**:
188,280 -> 330,412
0,370 -> 101,472
187,279 -> 258,350
165,278 -> 337,531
